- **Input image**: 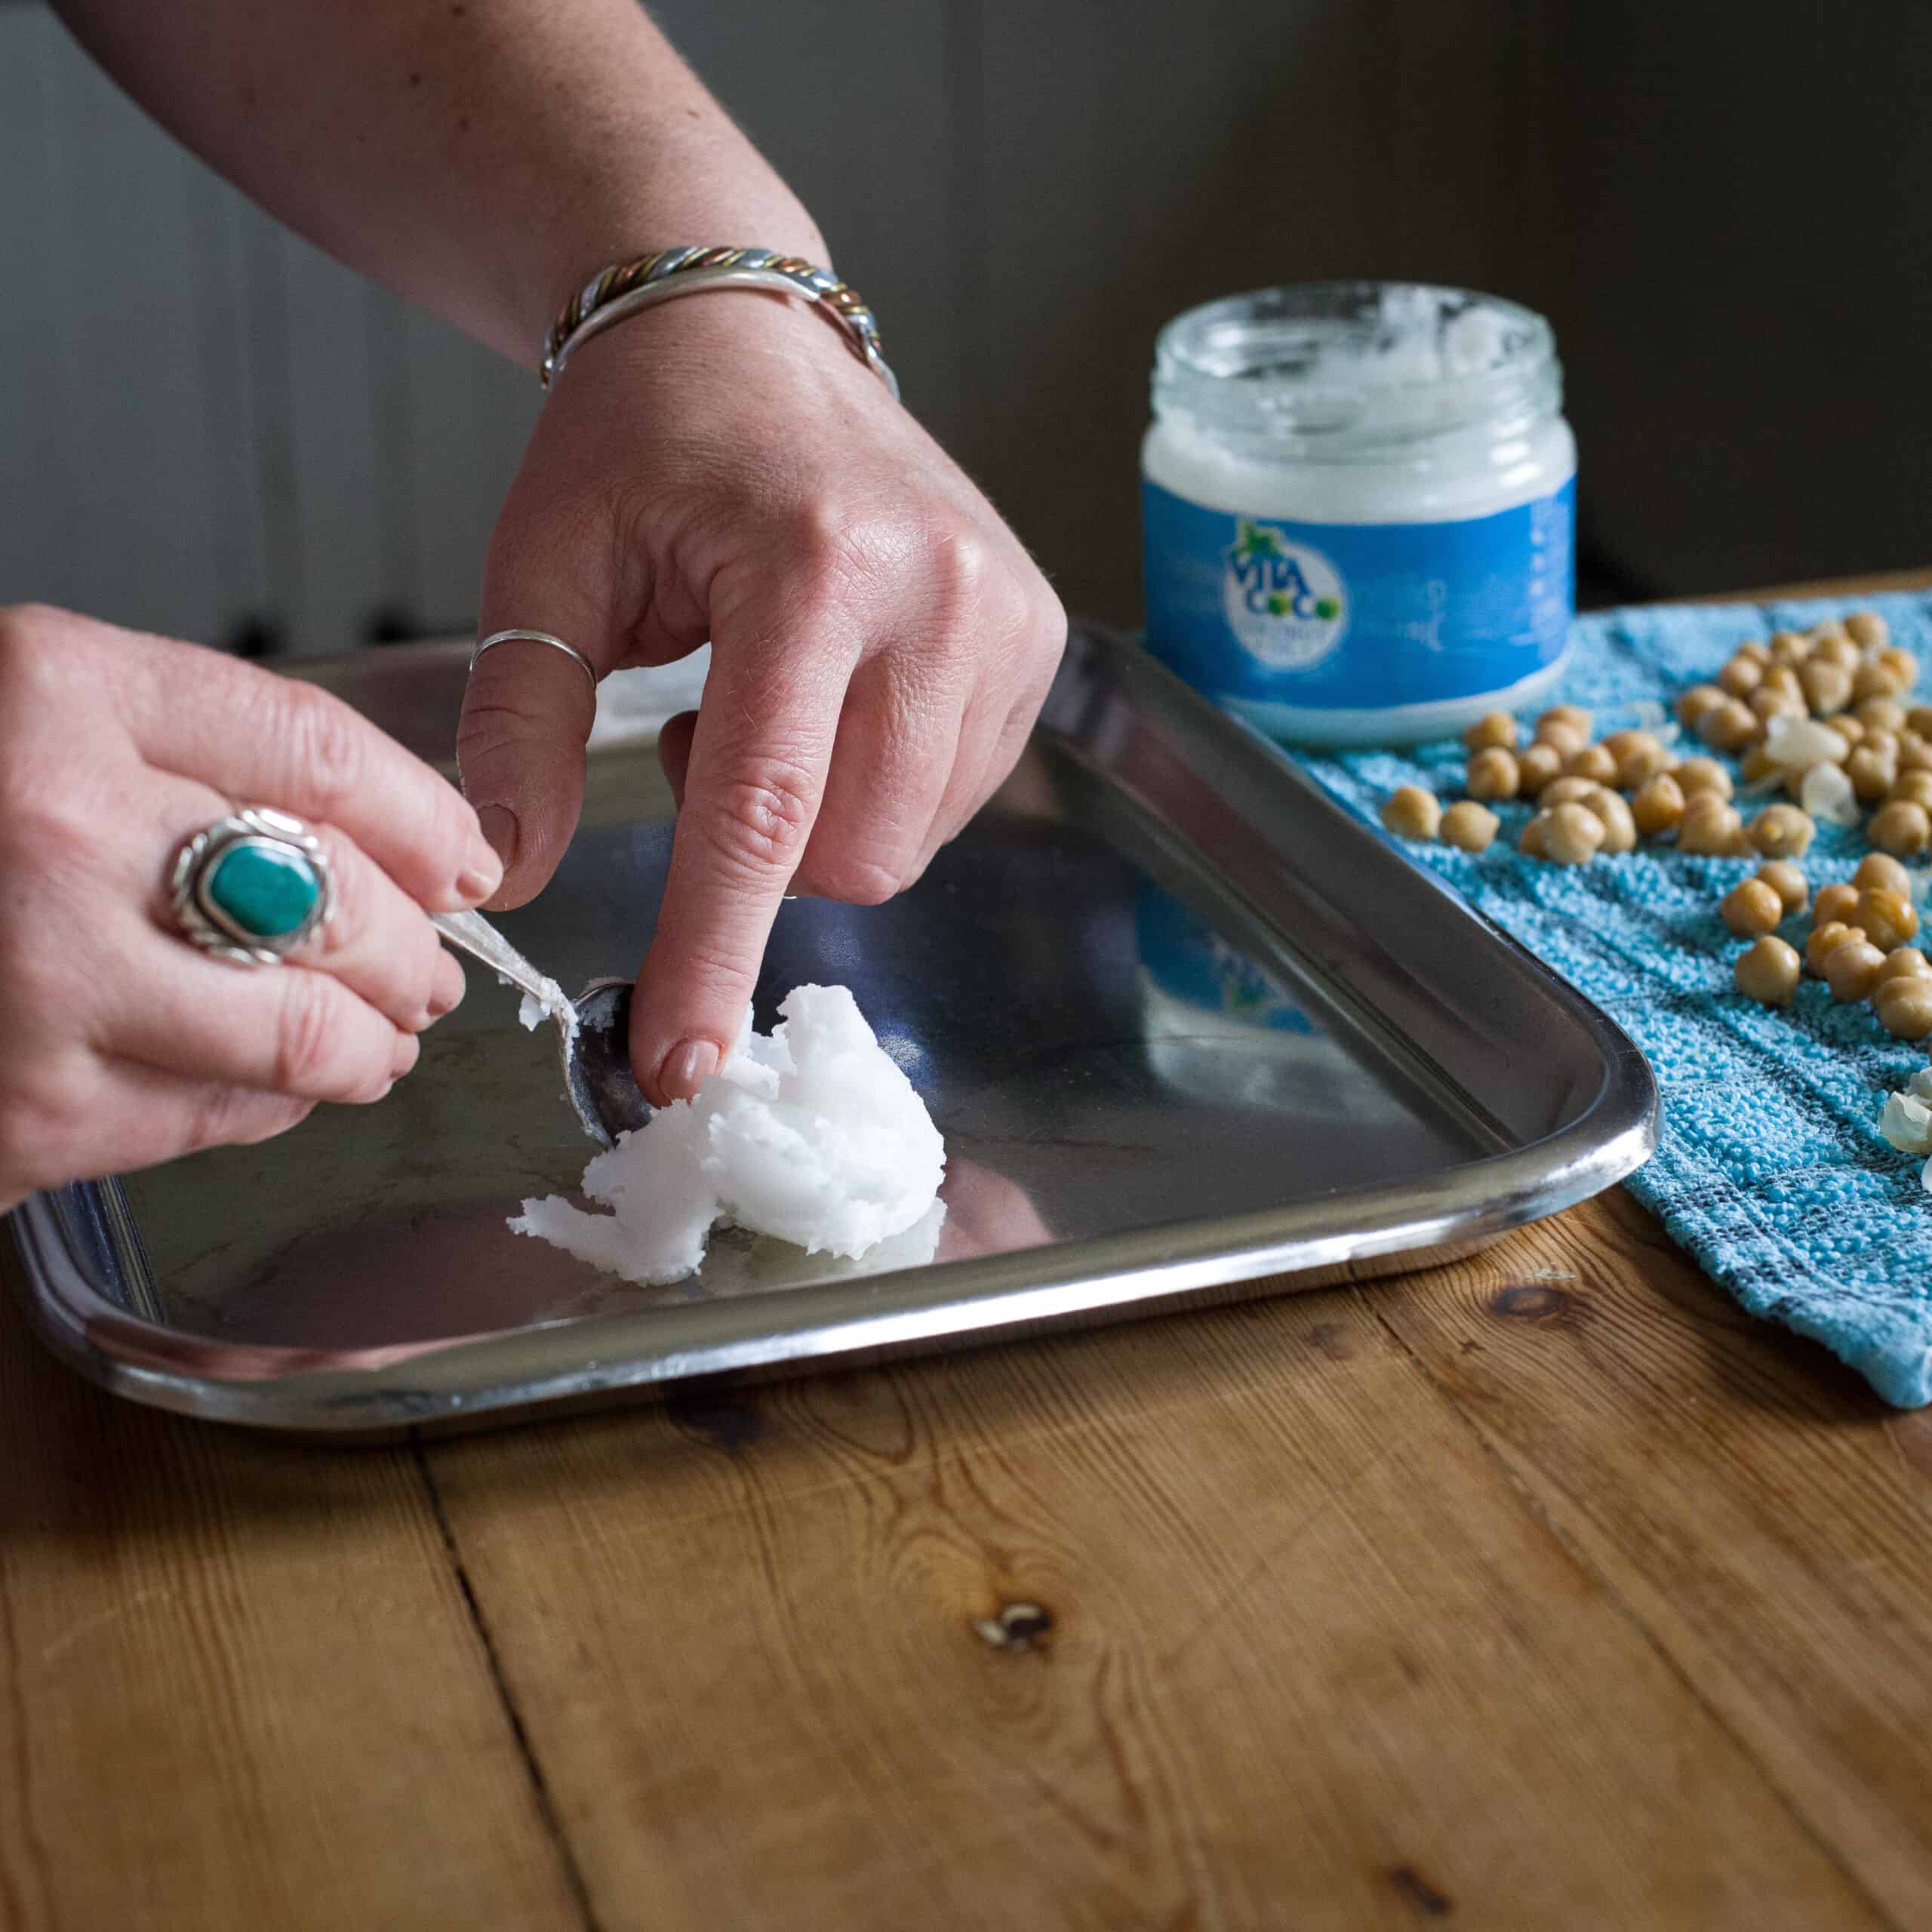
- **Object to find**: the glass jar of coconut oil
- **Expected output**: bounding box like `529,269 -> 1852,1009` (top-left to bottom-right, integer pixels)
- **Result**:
1142,281 -> 1576,746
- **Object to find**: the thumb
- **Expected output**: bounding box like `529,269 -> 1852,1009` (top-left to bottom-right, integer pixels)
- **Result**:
459,509 -> 613,908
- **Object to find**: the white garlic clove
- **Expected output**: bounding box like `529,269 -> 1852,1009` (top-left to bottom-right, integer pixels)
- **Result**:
1799,761 -> 1860,826
1880,1089 -> 1932,1155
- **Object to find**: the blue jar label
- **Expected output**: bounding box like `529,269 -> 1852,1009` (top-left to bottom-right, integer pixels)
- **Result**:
1141,475 -> 1575,709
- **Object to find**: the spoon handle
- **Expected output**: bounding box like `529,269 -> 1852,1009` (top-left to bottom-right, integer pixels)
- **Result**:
429,909 -> 557,1007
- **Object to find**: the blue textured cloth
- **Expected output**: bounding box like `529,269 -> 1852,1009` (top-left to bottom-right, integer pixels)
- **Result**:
1291,589 -> 1932,1409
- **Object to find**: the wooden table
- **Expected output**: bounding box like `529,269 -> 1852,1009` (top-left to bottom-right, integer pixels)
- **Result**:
5,581 -> 1931,1931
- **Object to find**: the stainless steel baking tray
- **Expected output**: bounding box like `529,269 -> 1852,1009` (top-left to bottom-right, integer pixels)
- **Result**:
8,628 -> 1657,1435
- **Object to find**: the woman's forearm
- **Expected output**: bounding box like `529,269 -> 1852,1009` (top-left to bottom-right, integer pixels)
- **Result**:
51,0 -> 827,365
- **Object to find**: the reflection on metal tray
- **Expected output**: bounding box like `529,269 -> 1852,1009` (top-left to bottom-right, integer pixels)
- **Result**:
8,627 -> 1657,1435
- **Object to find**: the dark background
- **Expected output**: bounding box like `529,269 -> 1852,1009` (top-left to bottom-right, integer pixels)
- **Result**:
4,0 -> 1927,655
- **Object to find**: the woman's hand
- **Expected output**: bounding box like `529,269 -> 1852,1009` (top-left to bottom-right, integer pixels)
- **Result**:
0,605 -> 502,1208
457,294 -> 1066,1107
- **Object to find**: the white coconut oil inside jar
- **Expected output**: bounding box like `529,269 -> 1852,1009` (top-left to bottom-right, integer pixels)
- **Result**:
1142,282 -> 1576,746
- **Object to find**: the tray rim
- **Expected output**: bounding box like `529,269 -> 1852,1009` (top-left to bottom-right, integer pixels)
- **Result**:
5,629 -> 1660,1435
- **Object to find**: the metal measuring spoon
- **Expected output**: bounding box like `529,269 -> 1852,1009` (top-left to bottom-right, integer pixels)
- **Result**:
430,910 -> 649,1147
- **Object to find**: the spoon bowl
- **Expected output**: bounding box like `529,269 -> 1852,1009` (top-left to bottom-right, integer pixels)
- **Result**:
429,912 -> 650,1146
565,977 -> 650,1144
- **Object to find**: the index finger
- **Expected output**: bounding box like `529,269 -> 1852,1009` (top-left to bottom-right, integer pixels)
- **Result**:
124,633 -> 501,909
629,631 -> 854,1103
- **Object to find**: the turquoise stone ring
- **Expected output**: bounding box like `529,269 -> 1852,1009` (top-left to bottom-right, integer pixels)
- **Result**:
169,807 -> 334,965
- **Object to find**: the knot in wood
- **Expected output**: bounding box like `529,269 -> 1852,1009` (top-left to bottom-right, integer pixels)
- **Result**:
973,1601 -> 1054,1651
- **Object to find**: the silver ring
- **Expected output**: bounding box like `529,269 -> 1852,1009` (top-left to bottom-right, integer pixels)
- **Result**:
470,630 -> 598,692
169,807 -> 335,968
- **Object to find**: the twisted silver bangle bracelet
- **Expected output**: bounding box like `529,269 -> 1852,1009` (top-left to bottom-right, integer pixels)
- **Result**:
540,246 -> 899,401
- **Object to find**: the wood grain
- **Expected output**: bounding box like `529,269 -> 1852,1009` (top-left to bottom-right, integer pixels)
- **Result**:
1375,1187 -> 1932,1928
8,568 -> 1932,1927
0,1254 -> 584,1932
423,1269 -> 1881,1931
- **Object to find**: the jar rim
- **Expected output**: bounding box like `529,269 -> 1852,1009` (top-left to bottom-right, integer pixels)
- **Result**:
1152,281 -> 1560,451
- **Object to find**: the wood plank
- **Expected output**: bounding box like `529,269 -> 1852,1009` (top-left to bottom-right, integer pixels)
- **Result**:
264,226 -> 392,655
1537,2 -> 1932,598
1374,1187 -> 1932,1927
17,12 -> 232,643
651,0 -> 962,453
1690,567 -> 1932,605
0,1252 -> 585,1932
424,1276 -> 1879,1930
0,11 -> 79,618
392,307 -> 537,640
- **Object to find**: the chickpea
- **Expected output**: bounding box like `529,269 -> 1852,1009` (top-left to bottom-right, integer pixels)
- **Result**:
1539,774 -> 1598,810
1466,746 -> 1521,801
1756,860 -> 1809,916
1750,685 -> 1807,727
1812,882 -> 1861,929
1721,877 -> 1785,937
1874,974 -> 1932,1040
1879,646 -> 1921,693
1768,629 -> 1812,666
1845,610 -> 1890,651
1908,706 -> 1932,740
1734,935 -> 1801,1007
1813,635 -> 1863,673
1856,887 -> 1920,952
1538,703 -> 1592,739
1604,729 -> 1670,789
1873,946 -> 1932,989
1438,800 -> 1500,853
1678,796 -> 1746,857
1518,811 -> 1552,859
1740,746 -> 1783,786
1890,771 -> 1932,811
1743,804 -> 1813,860
1871,799 -> 1932,857
1824,935 -> 1888,1002
1463,711 -> 1518,754
1806,920 -> 1866,976
1718,655 -> 1763,698
1901,737 -> 1932,775
1565,743 -> 1620,786
1381,786 -> 1441,841
1534,719 -> 1587,761
1798,660 -> 1854,716
1673,756 -> 1733,801
1584,786 -> 1638,854
1735,639 -> 1771,666
1854,659 -> 1904,703
1858,853 -> 1915,896
1832,714 -> 1868,747
1631,773 -> 1686,836
1515,741 -> 1564,792
1809,620 -> 1850,645
1848,743 -> 1898,802
1543,801 -> 1606,866
1675,685 -> 1727,731
1857,696 -> 1908,736
1863,729 -> 1901,764
1760,664 -> 1804,703
1697,697 -> 1761,752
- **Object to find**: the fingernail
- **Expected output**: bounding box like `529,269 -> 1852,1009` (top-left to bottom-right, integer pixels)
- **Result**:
461,809 -> 513,902
659,1036 -> 720,1101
